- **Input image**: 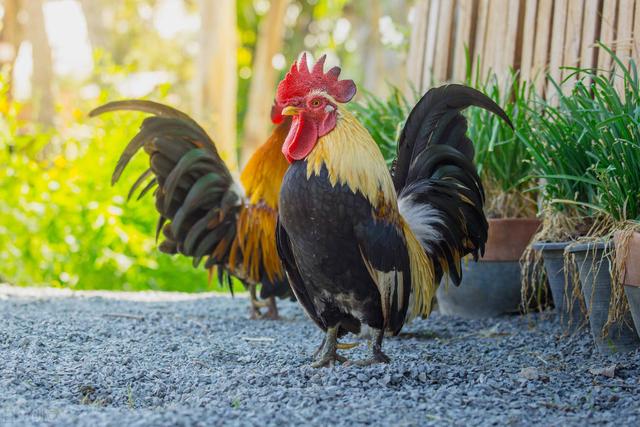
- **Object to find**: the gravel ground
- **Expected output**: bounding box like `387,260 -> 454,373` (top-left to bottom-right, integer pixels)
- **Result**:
1,285 -> 639,427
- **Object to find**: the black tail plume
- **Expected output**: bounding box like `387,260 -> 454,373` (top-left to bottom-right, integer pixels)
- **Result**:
394,84 -> 512,285
91,100 -> 242,271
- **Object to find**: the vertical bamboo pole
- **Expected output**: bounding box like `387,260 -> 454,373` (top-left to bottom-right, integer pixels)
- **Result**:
407,0 -> 430,90
520,0 -> 538,84
451,0 -> 476,82
531,0 -> 553,94
597,0 -> 618,72
547,0 -> 568,100
240,0 -> 289,165
562,0 -> 585,91
633,0 -> 640,61
196,0 -> 238,170
472,0 -> 490,80
421,0 -> 441,90
25,0 -> 54,128
433,0 -> 455,82
503,0 -> 523,80
580,0 -> 601,71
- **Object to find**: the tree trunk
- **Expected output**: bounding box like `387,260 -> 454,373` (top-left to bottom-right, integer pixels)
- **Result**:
0,0 -> 22,101
359,1 -> 383,93
79,0 -> 108,53
240,0 -> 289,165
195,0 -> 238,171
25,0 -> 54,127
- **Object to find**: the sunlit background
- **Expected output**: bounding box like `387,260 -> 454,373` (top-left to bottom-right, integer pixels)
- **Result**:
0,0 -> 412,292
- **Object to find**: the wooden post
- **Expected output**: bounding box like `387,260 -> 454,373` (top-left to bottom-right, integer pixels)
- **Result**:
433,0 -> 454,82
471,0 -> 490,81
503,0 -> 523,81
616,0 -> 634,92
421,0 -> 441,90
362,1 -> 384,93
451,0 -> 476,83
597,0 -> 618,73
240,0 -> 289,165
520,0 -> 538,84
196,0 -> 238,171
580,0 -> 601,71
634,0 -> 640,60
407,0 -> 429,90
562,0 -> 585,91
25,0 -> 54,127
547,0 -> 568,101
531,0 -> 554,94
616,0 -> 634,62
0,0 -> 21,101
79,0 -> 108,52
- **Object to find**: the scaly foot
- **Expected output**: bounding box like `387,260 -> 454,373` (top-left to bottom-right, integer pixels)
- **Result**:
311,326 -> 349,368
350,349 -> 390,366
311,353 -> 347,368
261,297 -> 280,320
348,328 -> 389,366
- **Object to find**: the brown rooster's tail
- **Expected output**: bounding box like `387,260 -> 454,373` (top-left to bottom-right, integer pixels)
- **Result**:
392,85 -> 512,285
90,100 -> 242,287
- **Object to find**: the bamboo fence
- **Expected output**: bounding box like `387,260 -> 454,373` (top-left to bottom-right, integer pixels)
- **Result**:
407,0 -> 640,95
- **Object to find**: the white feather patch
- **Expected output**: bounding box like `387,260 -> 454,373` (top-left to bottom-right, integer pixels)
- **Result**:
398,195 -> 444,248
229,172 -> 247,204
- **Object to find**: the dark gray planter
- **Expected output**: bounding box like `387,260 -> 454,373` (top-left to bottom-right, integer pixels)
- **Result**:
569,241 -> 640,354
532,242 -> 586,332
624,286 -> 640,340
436,261 -> 521,318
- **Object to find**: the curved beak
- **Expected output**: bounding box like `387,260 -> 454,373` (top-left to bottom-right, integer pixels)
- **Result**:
281,106 -> 302,116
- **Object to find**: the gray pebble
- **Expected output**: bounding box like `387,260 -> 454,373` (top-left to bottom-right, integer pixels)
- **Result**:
0,292 -> 639,426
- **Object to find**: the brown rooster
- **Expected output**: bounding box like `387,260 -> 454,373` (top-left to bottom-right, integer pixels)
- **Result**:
275,54 -> 512,366
90,101 -> 291,319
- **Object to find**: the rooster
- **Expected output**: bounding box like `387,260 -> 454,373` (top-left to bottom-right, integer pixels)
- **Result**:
90,101 -> 292,319
275,54 -> 512,366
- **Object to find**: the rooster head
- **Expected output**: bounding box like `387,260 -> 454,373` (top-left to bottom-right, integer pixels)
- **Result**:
275,53 -> 356,163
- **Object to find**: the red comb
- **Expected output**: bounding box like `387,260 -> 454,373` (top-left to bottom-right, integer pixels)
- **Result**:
276,53 -> 356,105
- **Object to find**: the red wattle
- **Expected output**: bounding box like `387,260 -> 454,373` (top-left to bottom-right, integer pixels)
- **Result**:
282,113 -> 318,163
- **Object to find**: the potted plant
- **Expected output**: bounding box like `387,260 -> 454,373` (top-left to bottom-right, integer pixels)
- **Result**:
519,77 -> 598,332
527,46 -> 639,352
615,230 -> 640,338
572,49 -> 640,348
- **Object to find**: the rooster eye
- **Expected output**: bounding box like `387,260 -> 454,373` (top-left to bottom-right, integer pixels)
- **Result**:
310,99 -> 322,107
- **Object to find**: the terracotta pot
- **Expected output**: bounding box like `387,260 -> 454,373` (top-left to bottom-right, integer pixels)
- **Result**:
532,241 -> 586,332
569,241 -> 639,354
614,231 -> 640,286
614,231 -> 640,340
436,218 -> 540,318
483,218 -> 541,261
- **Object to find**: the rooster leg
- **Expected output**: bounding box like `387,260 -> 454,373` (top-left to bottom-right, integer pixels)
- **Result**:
311,326 -> 347,368
312,336 -> 326,359
261,297 -> 280,320
352,328 -> 390,366
248,283 -> 263,320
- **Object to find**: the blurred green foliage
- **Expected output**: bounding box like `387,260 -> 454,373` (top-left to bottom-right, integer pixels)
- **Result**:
0,74 -> 213,291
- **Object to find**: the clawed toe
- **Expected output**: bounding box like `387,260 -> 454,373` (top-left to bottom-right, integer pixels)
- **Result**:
311,353 -> 347,368
261,311 -> 281,321
349,352 -> 390,366
249,307 -> 261,320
